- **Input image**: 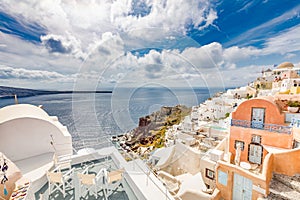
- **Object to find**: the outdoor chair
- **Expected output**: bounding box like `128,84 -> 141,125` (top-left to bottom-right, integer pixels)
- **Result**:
77,167 -> 108,199
107,168 -> 124,196
53,154 -> 72,170
46,165 -> 74,198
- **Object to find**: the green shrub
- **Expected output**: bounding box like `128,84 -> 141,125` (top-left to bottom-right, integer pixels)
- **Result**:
287,101 -> 300,107
225,112 -> 230,118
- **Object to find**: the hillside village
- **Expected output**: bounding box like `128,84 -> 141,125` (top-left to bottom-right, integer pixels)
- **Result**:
115,61 -> 300,200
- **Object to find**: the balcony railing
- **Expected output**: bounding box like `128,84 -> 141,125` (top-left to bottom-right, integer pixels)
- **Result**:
231,119 -> 291,134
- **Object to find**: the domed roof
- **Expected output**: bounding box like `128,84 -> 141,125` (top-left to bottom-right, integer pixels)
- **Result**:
0,104 -> 50,124
277,62 -> 294,69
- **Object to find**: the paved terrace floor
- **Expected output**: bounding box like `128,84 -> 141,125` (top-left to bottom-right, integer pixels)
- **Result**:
35,155 -> 137,200
35,146 -> 174,200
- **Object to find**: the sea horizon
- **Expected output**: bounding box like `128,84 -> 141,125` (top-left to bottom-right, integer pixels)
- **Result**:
0,87 -> 220,150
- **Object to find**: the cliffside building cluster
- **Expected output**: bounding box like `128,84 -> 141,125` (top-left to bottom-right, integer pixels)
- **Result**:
149,62 -> 300,200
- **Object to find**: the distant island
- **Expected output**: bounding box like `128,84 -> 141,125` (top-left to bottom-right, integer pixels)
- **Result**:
0,86 -> 112,99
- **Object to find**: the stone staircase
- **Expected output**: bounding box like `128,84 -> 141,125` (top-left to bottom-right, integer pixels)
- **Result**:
268,173 -> 300,199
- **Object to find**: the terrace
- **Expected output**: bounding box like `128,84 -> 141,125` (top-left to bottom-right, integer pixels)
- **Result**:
35,156 -> 136,200
6,145 -> 176,200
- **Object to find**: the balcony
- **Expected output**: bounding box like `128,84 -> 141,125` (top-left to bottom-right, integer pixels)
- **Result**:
231,119 -> 291,134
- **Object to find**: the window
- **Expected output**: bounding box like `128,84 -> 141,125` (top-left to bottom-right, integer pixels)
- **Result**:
248,144 -> 263,165
251,135 -> 261,144
205,168 -> 215,180
218,170 -> 228,186
234,140 -> 245,151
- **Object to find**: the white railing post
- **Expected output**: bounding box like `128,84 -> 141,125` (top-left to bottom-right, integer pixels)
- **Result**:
165,183 -> 168,200
146,169 -> 149,186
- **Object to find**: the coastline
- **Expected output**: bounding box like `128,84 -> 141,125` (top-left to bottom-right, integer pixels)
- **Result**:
0,85 -> 112,99
112,85 -> 249,159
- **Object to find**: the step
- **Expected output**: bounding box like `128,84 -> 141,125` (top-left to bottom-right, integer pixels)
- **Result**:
273,173 -> 300,193
269,177 -> 300,200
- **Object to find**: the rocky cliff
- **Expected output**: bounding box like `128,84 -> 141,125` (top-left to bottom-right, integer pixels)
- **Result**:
124,105 -> 191,151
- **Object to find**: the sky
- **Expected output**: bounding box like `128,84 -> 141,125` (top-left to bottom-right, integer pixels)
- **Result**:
0,0 -> 300,90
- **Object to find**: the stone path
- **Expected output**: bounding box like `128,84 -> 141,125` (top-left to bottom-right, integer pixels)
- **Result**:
268,173 -> 300,199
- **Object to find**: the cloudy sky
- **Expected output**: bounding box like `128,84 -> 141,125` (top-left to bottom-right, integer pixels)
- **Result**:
0,0 -> 300,90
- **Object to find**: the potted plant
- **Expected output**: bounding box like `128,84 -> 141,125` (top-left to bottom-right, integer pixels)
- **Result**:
287,101 -> 300,113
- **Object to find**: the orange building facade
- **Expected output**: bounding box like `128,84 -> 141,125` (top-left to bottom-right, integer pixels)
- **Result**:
215,97 -> 300,200
229,97 -> 293,165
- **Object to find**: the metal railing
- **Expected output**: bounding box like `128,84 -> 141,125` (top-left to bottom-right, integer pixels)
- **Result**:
231,119 -> 291,134
116,141 -> 174,200
72,136 -> 174,200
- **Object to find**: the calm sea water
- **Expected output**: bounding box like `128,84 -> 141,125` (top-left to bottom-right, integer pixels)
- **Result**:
0,87 -> 224,149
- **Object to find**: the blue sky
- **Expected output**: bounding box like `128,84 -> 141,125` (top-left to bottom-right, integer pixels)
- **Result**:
0,0 -> 300,90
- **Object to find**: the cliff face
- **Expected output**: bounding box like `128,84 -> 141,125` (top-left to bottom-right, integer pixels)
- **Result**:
138,116 -> 151,127
126,105 -> 191,149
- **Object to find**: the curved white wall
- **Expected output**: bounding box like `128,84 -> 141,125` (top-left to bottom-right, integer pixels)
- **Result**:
0,105 -> 72,161
0,104 -> 50,124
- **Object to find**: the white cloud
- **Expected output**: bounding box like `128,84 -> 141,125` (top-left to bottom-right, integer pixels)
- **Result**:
2,22 -> 298,90
0,65 -> 71,80
138,50 -> 162,65
181,42 -> 224,69
263,25 -> 300,54
0,0 -> 219,89
40,33 -> 85,58
237,1 -> 255,13
1,0 -> 300,90
0,32 -> 82,74
223,46 -> 261,63
0,0 -> 70,34
221,65 -> 262,86
114,0 -> 217,40
285,53 -> 297,59
0,0 -> 217,44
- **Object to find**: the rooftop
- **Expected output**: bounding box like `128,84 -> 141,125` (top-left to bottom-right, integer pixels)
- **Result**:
276,62 -> 294,69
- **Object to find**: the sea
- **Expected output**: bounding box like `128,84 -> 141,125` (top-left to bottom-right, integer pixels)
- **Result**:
0,87 -> 226,150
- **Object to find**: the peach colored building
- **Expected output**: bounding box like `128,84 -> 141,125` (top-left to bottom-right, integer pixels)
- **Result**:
230,97 -> 293,164
215,97 -> 300,200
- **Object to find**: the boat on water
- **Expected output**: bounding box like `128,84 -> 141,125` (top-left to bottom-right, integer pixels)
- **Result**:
0,104 -> 174,200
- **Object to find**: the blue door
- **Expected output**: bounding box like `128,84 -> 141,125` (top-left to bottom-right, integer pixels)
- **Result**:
251,108 -> 265,129
233,173 -> 252,200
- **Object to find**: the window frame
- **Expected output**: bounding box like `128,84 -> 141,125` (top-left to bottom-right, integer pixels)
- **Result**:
234,140 -> 245,151
205,168 -> 215,180
251,135 -> 261,144
248,143 -> 263,165
251,107 -> 265,129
